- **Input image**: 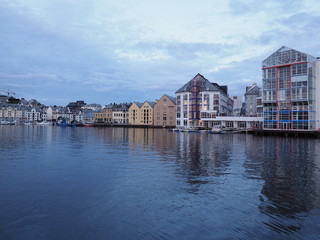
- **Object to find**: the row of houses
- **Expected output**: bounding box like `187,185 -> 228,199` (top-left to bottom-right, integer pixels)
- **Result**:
0,99 -> 98,124
3,46 -> 318,131
0,75 -> 260,128
94,95 -> 177,127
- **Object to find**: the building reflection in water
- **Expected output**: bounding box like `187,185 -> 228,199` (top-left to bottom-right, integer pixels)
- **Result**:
245,136 -> 320,234
173,132 -> 237,194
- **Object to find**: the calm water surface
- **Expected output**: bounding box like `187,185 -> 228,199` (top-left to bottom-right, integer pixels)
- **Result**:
1,126 -> 320,240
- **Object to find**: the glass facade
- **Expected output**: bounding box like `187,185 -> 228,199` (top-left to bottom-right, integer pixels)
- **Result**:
262,47 -> 316,130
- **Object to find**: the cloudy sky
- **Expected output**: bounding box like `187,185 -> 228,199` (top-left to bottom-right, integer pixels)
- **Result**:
1,0 -> 320,105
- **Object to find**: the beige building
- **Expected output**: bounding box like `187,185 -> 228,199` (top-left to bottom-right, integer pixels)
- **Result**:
128,101 -> 155,125
128,102 -> 142,125
153,94 -> 176,127
94,105 -> 113,123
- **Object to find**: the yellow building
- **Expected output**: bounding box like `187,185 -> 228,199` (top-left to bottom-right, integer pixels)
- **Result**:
153,94 -> 176,127
94,105 -> 113,123
128,101 -> 155,125
128,102 -> 142,125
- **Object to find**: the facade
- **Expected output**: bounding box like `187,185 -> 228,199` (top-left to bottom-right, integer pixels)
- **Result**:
128,101 -> 155,125
140,101 -> 155,125
128,102 -> 143,125
82,109 -> 95,123
113,104 -> 130,124
94,105 -> 113,123
0,105 -> 24,123
175,73 -> 233,128
201,116 -> 262,129
244,83 -> 261,116
0,102 -> 48,123
51,107 -> 73,122
232,96 -> 243,116
26,107 -> 42,122
262,46 -> 319,130
153,94 -> 176,127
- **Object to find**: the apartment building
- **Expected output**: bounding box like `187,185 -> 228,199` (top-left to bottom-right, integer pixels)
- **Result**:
153,94 -> 176,127
262,46 -> 319,130
128,101 -> 155,125
94,104 -> 113,123
244,83 -> 261,116
175,73 -> 233,128
113,104 -> 130,124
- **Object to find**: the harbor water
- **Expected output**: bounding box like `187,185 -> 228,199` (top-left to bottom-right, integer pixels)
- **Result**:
1,126 -> 320,240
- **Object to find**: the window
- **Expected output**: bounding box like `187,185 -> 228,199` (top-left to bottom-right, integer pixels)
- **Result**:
183,112 -> 187,118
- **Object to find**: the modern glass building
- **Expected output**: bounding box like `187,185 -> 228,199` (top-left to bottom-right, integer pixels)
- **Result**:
262,46 -> 317,130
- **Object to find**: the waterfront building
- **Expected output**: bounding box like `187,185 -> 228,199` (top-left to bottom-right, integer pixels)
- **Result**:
153,95 -> 176,127
0,105 -> 24,123
94,104 -> 113,123
82,109 -> 95,123
51,107 -> 73,122
175,73 -> 233,128
94,109 -> 104,123
231,96 -> 243,116
128,101 -> 155,125
112,104 -> 130,124
262,46 -> 319,130
72,109 -> 83,122
26,107 -> 41,122
140,101 -> 155,125
128,102 -> 143,125
244,83 -> 261,116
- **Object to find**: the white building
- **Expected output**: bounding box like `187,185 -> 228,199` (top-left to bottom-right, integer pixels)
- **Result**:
231,96 -> 242,116
175,73 -> 233,128
26,107 -> 41,122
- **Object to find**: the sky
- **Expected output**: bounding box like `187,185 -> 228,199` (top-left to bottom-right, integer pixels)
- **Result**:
1,0 -> 320,106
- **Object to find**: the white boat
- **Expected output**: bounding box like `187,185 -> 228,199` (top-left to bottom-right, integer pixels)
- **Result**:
208,125 -> 225,134
37,121 -> 52,125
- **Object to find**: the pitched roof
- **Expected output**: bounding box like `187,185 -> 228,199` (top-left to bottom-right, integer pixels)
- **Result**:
245,83 -> 260,95
262,46 -> 315,68
130,102 -> 144,108
145,101 -> 156,108
175,73 -> 222,93
167,95 -> 176,104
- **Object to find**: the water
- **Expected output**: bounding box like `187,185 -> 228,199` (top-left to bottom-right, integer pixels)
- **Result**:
1,126 -> 320,240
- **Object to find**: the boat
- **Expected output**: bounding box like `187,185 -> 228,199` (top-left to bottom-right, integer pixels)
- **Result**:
83,123 -> 94,127
57,118 -> 69,127
208,125 -> 225,134
37,121 -> 52,125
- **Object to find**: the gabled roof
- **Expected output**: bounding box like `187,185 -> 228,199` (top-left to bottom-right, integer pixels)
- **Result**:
262,46 -> 315,68
144,101 -> 155,108
167,95 -> 176,104
131,102 -> 144,108
245,83 -> 260,95
176,73 -> 222,93
157,94 -> 176,104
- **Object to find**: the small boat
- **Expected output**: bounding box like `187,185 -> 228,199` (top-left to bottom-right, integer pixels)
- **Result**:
208,125 -> 225,134
37,121 -> 52,125
83,124 -> 94,127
